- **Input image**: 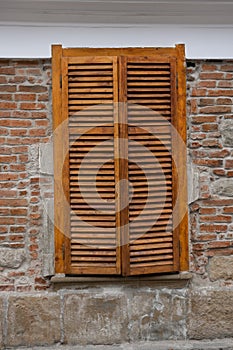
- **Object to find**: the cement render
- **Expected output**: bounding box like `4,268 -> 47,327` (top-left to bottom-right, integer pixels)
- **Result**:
5,339 -> 233,350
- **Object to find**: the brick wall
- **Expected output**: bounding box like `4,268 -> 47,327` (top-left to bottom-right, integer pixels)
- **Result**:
1,58 -> 233,347
187,60 -> 233,284
0,59 -> 52,291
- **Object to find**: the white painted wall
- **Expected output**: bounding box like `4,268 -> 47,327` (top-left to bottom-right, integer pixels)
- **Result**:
1,24 -> 233,59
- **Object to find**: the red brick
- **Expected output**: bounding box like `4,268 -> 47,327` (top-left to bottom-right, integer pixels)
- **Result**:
208,241 -> 232,249
218,81 -> 232,88
193,159 -> 223,167
202,123 -> 218,132
217,98 -> 232,105
20,102 -> 46,110
198,233 -> 217,241
0,102 -> 17,109
200,72 -> 224,80
213,169 -> 226,176
203,199 -> 233,206
10,129 -> 27,137
19,85 -> 47,93
208,89 -> 233,97
200,106 -> 231,114
201,64 -> 218,71
202,139 -> 221,148
200,224 -> 228,232
0,173 -> 19,181
221,64 -> 233,71
199,208 -> 216,215
198,81 -> 216,88
192,116 -> 217,124
200,215 -> 232,223
10,226 -> 25,233
10,208 -> 27,216
0,94 -> 13,101
0,155 -> 17,163
223,207 -> 233,213
209,150 -> 230,158
0,199 -> 27,207
29,128 -> 47,136
191,88 -> 207,97
225,159 -> 233,169
15,94 -> 36,101
0,217 -> 15,224
0,67 -> 15,75
0,119 -> 31,127
0,85 -> 16,92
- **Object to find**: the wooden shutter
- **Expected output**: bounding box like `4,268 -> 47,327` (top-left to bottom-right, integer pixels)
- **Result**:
58,56 -> 121,274
53,45 -> 188,276
119,56 -> 179,275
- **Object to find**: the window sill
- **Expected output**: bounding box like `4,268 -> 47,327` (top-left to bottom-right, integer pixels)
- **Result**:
50,272 -> 192,290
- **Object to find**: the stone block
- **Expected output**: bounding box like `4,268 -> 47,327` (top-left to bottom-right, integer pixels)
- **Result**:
0,248 -> 25,269
208,256 -> 233,281
221,119 -> 233,147
63,291 -> 128,345
7,294 -> 61,347
0,297 -> 4,349
188,162 -> 199,204
42,198 -> 55,277
212,178 -> 233,197
39,142 -> 53,175
189,289 -> 233,339
127,289 -> 187,342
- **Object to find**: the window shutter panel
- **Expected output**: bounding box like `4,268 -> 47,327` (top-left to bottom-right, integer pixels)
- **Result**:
63,56 -> 121,274
120,56 -> 180,275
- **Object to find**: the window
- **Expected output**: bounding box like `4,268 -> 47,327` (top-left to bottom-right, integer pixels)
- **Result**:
52,45 -> 188,276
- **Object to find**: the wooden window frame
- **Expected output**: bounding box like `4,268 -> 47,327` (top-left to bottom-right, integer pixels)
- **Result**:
52,44 -> 188,276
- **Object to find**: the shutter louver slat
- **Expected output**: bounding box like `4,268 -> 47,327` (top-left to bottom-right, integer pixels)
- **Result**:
66,56 -> 120,274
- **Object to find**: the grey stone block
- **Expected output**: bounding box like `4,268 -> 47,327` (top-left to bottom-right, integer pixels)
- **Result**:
188,162 -> 199,204
127,289 -> 187,342
0,297 -> 4,349
0,248 -> 26,269
189,289 -> 233,339
7,294 -> 61,347
221,119 -> 233,147
208,256 -> 233,281
39,142 -> 53,175
63,292 -> 128,345
42,198 -> 55,277
212,178 -> 233,197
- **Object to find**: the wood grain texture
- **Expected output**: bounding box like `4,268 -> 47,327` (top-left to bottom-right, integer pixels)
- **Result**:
53,44 -> 188,276
52,45 -> 71,273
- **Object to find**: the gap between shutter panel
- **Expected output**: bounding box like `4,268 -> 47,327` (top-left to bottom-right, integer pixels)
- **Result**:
66,56 -> 120,275
125,56 -> 178,275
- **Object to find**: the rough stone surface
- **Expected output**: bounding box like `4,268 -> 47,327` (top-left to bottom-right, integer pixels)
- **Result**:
189,289 -> 233,339
0,248 -> 26,269
63,291 -> 128,345
42,198 -> 55,277
9,338 -> 233,350
188,162 -> 200,204
208,256 -> 233,281
211,178 -> 233,197
221,119 -> 233,147
39,141 -> 54,175
0,297 -> 4,349
127,288 -> 187,341
7,295 -> 61,347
